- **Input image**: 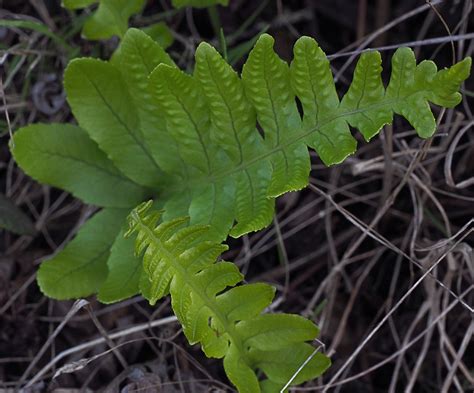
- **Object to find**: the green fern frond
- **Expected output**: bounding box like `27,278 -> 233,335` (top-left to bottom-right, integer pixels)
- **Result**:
13,28 -> 470,302
127,201 -> 330,392
143,32 -> 469,238
60,31 -> 472,239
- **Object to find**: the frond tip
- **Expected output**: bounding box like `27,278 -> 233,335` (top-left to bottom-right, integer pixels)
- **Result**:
127,201 -> 331,392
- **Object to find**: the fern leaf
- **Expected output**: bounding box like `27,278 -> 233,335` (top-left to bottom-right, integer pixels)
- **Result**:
61,30 -> 470,239
97,229 -> 144,303
144,33 -> 470,238
11,123 -> 146,208
37,208 -> 129,299
64,58 -> 162,188
127,201 -> 330,392
18,30 -> 470,300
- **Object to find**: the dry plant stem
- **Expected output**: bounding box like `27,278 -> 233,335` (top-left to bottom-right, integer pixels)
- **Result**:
20,299 -> 90,387
273,215 -> 290,297
328,33 -> 474,60
388,302 -> 430,393
374,0 -> 390,46
343,137 -> 432,257
294,286 -> 472,391
320,227 -> 473,392
404,298 -> 438,391
28,0 -> 56,31
444,120 -> 474,188
334,0 -> 445,81
328,251 -> 382,354
436,274 -> 466,393
440,319 -> 473,392
0,76 -> 13,144
380,125 -> 393,204
315,109 -> 446,296
425,0 -> 456,64
0,272 -> 36,314
85,305 -> 128,369
23,314 -> 178,389
358,161 -> 453,248
309,184 -> 472,313
356,0 -> 367,40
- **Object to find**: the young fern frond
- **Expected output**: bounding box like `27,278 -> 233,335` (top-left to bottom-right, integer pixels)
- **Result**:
127,201 -> 330,393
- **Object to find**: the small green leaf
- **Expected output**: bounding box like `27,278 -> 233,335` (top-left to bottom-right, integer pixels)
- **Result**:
385,48 -> 472,138
37,208 -> 128,299
82,0 -> 146,40
142,22 -> 174,49
224,344 -> 260,393
11,124 -> 147,208
172,0 -> 229,8
252,344 -> 331,385
0,194 -> 35,236
237,314 -> 319,351
195,42 -> 274,237
62,0 -> 97,9
216,283 -> 275,322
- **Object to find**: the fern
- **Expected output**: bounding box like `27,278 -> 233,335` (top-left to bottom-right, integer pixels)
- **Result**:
11,29 -> 470,302
127,201 -> 330,392
163,34 -> 470,239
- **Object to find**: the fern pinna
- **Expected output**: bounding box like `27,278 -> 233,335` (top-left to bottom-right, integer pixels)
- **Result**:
127,201 -> 330,392
11,28 -> 470,391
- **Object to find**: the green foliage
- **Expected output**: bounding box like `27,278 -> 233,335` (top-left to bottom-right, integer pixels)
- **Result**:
0,194 -> 35,236
11,29 -> 470,302
82,0 -> 146,40
37,208 -> 129,299
172,0 -> 229,8
12,124 -> 147,207
62,0 -> 225,42
63,0 -> 146,40
141,22 -> 174,49
62,0 -> 96,9
126,201 -> 330,392
10,25 -> 471,393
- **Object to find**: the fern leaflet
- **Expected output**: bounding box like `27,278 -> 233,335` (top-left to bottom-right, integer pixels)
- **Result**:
127,201 -> 330,392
